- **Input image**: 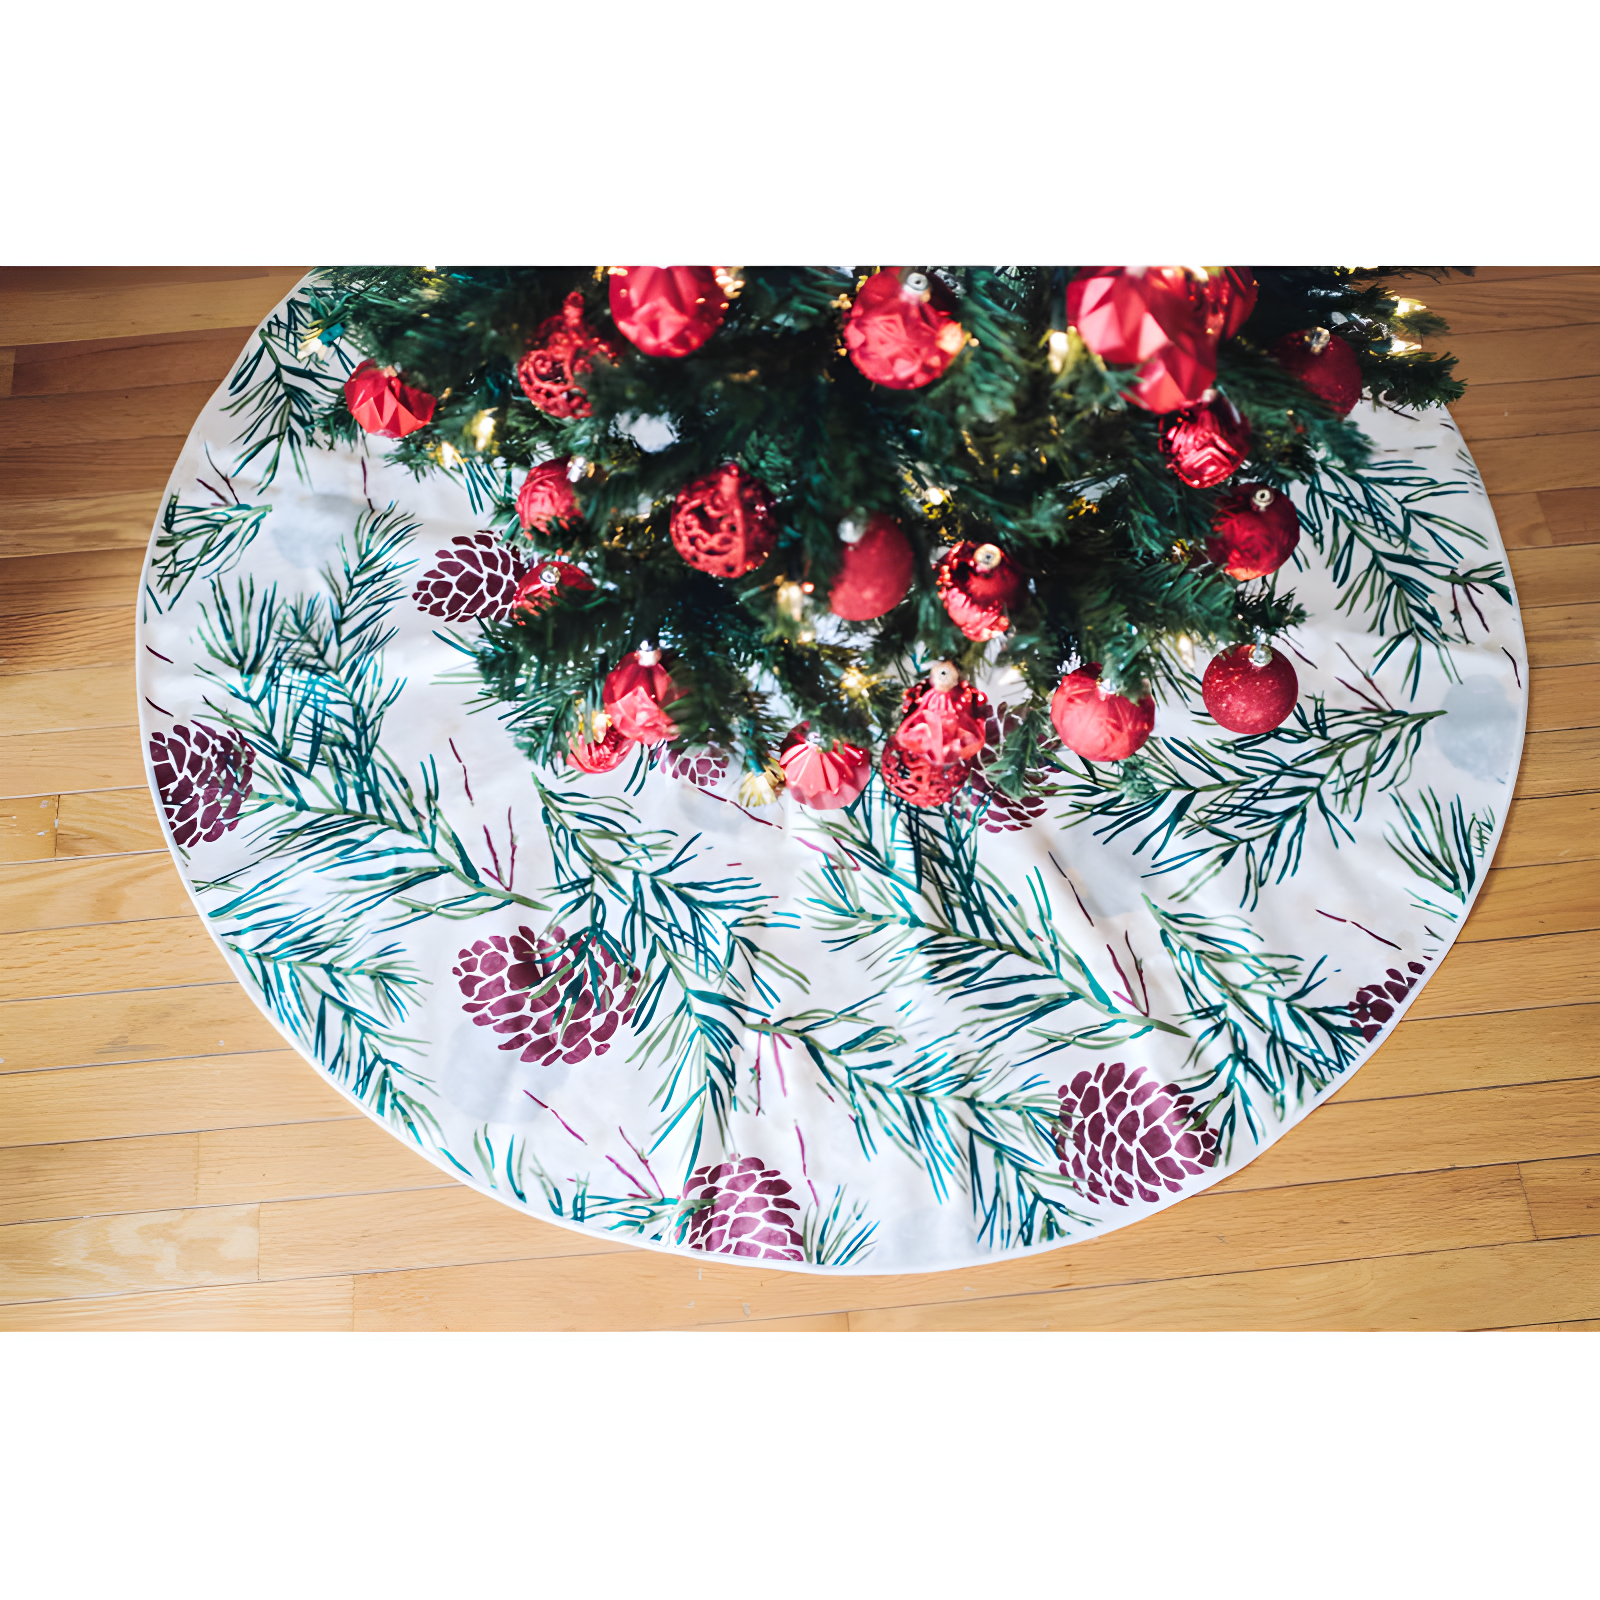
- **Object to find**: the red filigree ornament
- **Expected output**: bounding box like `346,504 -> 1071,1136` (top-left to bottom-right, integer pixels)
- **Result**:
669,463 -> 778,579
567,713 -> 635,774
517,458 -> 582,534
1272,326 -> 1364,416
829,513 -> 915,621
1159,398 -> 1252,489
844,269 -> 965,390
1201,643 -> 1300,734
608,266 -> 731,359
779,724 -> 872,810
512,556 -> 596,616
936,540 -> 1027,641
1191,267 -> 1258,341
1050,665 -> 1155,762
515,292 -> 616,418
344,359 -> 436,438
1206,484 -> 1301,581
601,646 -> 683,745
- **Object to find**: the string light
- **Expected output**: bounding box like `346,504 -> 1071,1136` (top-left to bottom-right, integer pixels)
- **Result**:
839,666 -> 871,698
439,443 -> 463,469
776,580 -> 806,620
472,411 -> 496,451
1047,329 -> 1071,373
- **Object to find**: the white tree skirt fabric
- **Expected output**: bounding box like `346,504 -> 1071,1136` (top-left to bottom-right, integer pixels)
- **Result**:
136,282 -> 1526,1274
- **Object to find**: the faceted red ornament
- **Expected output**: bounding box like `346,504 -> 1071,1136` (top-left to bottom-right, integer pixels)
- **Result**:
682,1156 -> 805,1262
843,269 -> 965,390
669,463 -> 778,579
1207,484 -> 1301,581
412,532 -> 525,621
1050,665 -> 1155,762
1066,267 -> 1198,366
1128,329 -> 1217,414
602,647 -> 683,745
512,556 -> 596,616
517,458 -> 582,534
344,359 -> 436,439
779,724 -> 872,810
454,925 -> 638,1067
829,514 -> 915,621
1159,398 -> 1252,489
1191,267 -> 1258,341
567,720 -> 635,774
608,266 -> 729,359
1272,327 -> 1364,416
515,292 -> 616,418
1055,1060 -> 1218,1207
1201,644 -> 1300,734
936,540 -> 1027,641
148,722 -> 255,848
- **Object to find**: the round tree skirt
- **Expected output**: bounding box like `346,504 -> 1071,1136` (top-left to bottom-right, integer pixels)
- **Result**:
137,279 -> 1527,1275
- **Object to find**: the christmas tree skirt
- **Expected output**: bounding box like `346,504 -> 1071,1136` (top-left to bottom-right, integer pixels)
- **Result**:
137,285 -> 1525,1274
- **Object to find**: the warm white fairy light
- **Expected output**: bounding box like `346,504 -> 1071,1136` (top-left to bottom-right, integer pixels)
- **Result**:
1047,329 -> 1071,373
472,411 -> 496,451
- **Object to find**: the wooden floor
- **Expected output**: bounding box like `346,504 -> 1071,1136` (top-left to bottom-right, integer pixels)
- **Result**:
0,267 -> 1596,1332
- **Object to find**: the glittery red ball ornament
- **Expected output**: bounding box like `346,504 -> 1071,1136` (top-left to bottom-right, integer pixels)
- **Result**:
602,647 -> 683,745
1202,644 -> 1300,735
843,269 -> 965,390
512,556 -> 596,616
1066,267 -> 1198,367
567,719 -> 635,774
517,459 -> 582,534
1272,327 -> 1364,416
1050,665 -> 1155,762
936,541 -> 1027,641
515,292 -> 616,418
344,360 -> 436,439
829,514 -> 915,621
669,463 -> 778,579
1159,398 -> 1252,489
779,725 -> 872,810
1191,268 -> 1258,341
609,266 -> 730,359
1206,484 -> 1301,581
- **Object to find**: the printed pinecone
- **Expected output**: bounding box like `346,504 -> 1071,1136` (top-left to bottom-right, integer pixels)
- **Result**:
961,702 -> 1062,832
1347,959 -> 1428,1042
412,532 -> 525,621
682,1156 -> 806,1262
454,925 -> 638,1067
1055,1061 -> 1218,1206
656,743 -> 731,792
149,722 -> 255,848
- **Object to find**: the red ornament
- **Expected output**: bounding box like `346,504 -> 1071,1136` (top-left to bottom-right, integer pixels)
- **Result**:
843,269 -> 965,390
936,541 -> 1027,641
1050,665 -> 1155,762
517,458 -> 582,534
879,662 -> 989,808
880,739 -> 970,809
1191,268 -> 1258,341
829,514 -> 915,621
1272,327 -> 1364,416
1206,484 -> 1300,581
512,556 -> 596,616
779,725 -> 872,810
1202,643 -> 1300,735
1128,329 -> 1217,414
344,359 -> 436,439
1066,267 -> 1197,366
567,717 -> 635,774
609,266 -> 730,359
602,646 -> 683,745
1159,398 -> 1252,489
669,463 -> 778,579
515,292 -> 616,418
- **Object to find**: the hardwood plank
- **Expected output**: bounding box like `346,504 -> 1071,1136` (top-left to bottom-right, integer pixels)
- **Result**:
1494,793 -> 1600,866
0,917 -> 233,1003
0,794 -> 56,863
55,788 -> 165,857
1522,602 -> 1600,668
0,348 -> 11,399
0,271 -> 305,346
1527,662 -> 1600,731
1517,729 -> 1600,798
0,983 -> 283,1073
0,438 -> 190,500
1539,486 -> 1600,541
0,490 -> 161,560
1518,1156 -> 1600,1239
0,1276 -> 352,1331
1450,268 -> 1600,283
0,853 -> 190,934
1472,432 -> 1600,498
2,385 -> 219,450
703,1313 -> 851,1331
1508,543 -> 1600,609
1405,930 -> 1597,1018
0,1203 -> 257,1305
1429,324 -> 1600,387
258,1185 -> 634,1280
0,1131 -> 202,1224
10,326 -> 252,398
0,664 -> 135,735
0,1050 -> 348,1145
0,267 -> 302,294
1451,375 -> 1600,441
1410,275 -> 1600,335
0,726 -> 145,797
847,1236 -> 1600,1332
0,547 -> 144,616
0,608 -> 134,674
1488,492 -> 1551,549
1458,860 -> 1600,943
1497,1319 -> 1600,1331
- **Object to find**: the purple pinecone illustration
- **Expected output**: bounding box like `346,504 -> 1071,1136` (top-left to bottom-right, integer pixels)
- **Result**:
657,743 -> 731,792
960,702 -> 1061,832
1347,960 -> 1428,1042
413,531 -> 525,621
1056,1061 -> 1219,1207
681,1156 -> 806,1262
454,925 -> 638,1066
149,722 -> 255,848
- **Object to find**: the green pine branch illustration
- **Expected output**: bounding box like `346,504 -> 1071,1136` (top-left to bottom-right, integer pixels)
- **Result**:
1385,788 -> 1496,920
150,482 -> 270,609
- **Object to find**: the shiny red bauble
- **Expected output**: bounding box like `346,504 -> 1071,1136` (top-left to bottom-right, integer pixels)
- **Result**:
1202,644 -> 1300,734
779,725 -> 873,810
1159,399 -> 1252,489
1067,267 -> 1197,366
516,459 -> 582,534
608,266 -> 730,359
936,540 -> 1027,641
829,514 -> 915,621
512,556 -> 595,616
344,360 -> 436,438
1272,327 -> 1364,416
879,739 -> 970,809
1206,484 -> 1301,581
515,292 -> 616,418
1050,666 -> 1155,762
567,720 -> 635,774
669,463 -> 779,580
844,269 -> 966,390
893,666 -> 989,766
602,648 -> 683,745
